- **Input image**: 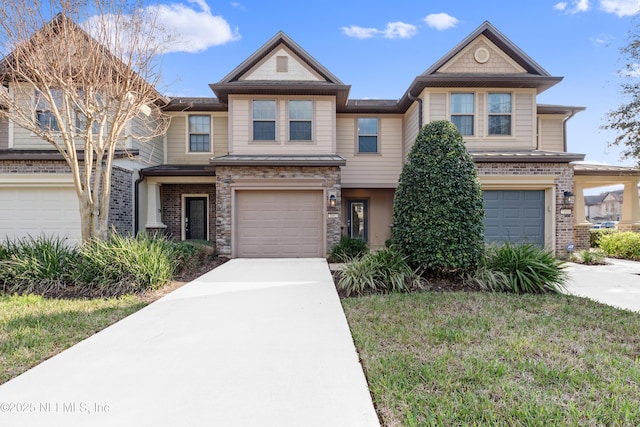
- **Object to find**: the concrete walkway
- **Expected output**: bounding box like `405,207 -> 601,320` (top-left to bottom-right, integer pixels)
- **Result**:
0,259 -> 380,427
565,258 -> 640,313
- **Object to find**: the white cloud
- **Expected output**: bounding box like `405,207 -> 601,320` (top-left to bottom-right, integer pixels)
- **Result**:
341,25 -> 379,39
423,13 -> 459,30
342,21 -> 417,39
149,1 -> 240,53
556,0 -> 591,13
554,2 -> 568,10
621,63 -> 640,77
85,1 -> 240,54
590,33 -> 615,45
230,2 -> 246,11
599,0 -> 640,16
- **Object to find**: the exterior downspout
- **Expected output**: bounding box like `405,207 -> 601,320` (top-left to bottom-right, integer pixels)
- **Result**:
563,109 -> 579,152
408,93 -> 423,130
134,171 -> 145,234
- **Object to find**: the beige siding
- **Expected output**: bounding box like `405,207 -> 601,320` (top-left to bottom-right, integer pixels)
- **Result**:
337,116 -> 403,187
229,95 -> 336,155
403,101 -> 419,161
428,92 -> 447,121
438,36 -> 526,75
241,46 -> 324,82
539,116 -> 564,152
166,113 -> 228,165
131,115 -> 163,166
0,117 -> 8,149
342,188 -> 395,248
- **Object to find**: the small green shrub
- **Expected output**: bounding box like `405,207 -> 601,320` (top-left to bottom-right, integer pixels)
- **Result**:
469,243 -> 567,294
337,247 -> 421,296
570,249 -> 607,265
329,236 -> 368,262
0,235 -> 80,293
599,231 -> 640,260
172,240 -> 217,275
75,233 -> 179,294
590,229 -> 618,248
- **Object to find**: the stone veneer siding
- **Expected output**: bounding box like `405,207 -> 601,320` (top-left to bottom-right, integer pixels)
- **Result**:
476,162 -> 574,257
0,160 -> 134,236
161,183 -> 216,241
215,165 -> 341,257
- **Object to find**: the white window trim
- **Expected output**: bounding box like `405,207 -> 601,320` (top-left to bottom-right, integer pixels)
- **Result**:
487,92 -> 513,137
186,114 -> 213,154
250,99 -> 278,143
355,116 -> 381,155
287,99 -> 315,143
448,92 -> 476,138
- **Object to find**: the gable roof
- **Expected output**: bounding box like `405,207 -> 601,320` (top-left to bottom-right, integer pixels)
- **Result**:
209,31 -> 351,105
398,21 -> 562,109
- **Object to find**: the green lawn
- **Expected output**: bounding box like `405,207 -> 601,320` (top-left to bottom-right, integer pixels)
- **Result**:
342,291 -> 640,426
0,294 -> 147,384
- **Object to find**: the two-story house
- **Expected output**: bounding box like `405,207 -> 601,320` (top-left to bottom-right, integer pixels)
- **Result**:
3,20 -> 640,256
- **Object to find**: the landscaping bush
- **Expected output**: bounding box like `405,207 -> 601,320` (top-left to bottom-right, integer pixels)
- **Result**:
590,228 -> 618,248
469,243 -> 567,294
172,240 -> 217,276
337,247 -> 421,296
329,236 -> 368,262
0,235 -> 80,293
599,231 -> 640,260
392,120 -> 484,272
570,249 -> 607,265
74,232 -> 180,294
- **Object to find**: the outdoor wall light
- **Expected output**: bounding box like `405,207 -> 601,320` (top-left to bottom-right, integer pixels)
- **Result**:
329,194 -> 337,208
564,191 -> 575,205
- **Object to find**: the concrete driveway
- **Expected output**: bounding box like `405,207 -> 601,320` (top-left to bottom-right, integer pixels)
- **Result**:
565,258 -> 640,312
0,258 -> 380,427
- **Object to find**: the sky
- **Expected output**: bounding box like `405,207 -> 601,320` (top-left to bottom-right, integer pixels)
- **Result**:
127,0 -> 640,175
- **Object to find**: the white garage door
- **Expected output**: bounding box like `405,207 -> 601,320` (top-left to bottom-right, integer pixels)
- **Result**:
236,190 -> 323,258
0,186 -> 81,245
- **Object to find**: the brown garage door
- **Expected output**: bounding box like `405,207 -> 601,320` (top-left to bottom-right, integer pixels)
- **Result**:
236,190 -> 323,258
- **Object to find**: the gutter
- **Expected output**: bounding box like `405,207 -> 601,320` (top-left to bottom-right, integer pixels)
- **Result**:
134,170 -> 145,234
563,108 -> 579,152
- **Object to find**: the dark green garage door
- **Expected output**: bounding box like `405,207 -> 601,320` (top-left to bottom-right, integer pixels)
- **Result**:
483,190 -> 545,247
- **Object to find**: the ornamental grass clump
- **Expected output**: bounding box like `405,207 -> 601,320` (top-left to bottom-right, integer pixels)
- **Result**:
469,243 -> 567,294
0,235 -> 80,293
337,247 -> 421,296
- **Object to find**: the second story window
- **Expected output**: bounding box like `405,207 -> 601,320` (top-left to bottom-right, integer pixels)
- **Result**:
450,93 -> 474,136
252,100 -> 276,141
289,100 -> 312,141
36,90 -> 62,132
488,93 -> 512,135
188,115 -> 210,152
357,118 -> 378,153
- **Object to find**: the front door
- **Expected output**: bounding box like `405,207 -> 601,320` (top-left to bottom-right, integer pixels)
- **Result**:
347,200 -> 368,242
185,197 -> 207,240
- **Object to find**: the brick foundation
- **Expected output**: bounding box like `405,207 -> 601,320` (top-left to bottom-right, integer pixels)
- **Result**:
574,224 -> 591,250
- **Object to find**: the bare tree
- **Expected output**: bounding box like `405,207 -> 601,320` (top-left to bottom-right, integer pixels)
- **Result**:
0,0 -> 170,241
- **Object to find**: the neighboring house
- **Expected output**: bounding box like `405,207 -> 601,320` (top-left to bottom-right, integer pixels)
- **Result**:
2,20 -> 640,255
585,191 -> 623,222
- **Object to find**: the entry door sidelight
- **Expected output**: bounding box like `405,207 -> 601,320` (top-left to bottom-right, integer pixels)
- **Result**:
185,197 -> 207,240
347,200 -> 368,242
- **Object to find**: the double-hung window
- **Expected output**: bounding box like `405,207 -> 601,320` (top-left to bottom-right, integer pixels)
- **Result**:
188,115 -> 211,152
36,89 -> 62,132
357,118 -> 378,153
288,100 -> 312,141
487,93 -> 512,135
252,100 -> 276,141
450,93 -> 474,136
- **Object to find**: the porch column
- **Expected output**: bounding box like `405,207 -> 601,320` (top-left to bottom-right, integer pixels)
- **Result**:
619,178 -> 640,231
573,181 -> 590,225
145,181 -> 166,230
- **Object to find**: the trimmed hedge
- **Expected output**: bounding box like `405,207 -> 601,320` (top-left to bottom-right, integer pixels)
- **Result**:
392,120 -> 484,272
599,231 -> 640,260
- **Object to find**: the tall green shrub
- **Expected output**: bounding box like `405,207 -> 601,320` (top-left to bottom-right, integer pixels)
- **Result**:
392,120 -> 484,271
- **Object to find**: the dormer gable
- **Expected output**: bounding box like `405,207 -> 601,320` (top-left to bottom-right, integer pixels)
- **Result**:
435,34 -> 527,75
210,31 -> 350,105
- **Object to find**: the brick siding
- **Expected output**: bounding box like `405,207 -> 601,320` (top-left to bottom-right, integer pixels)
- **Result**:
160,183 -> 216,241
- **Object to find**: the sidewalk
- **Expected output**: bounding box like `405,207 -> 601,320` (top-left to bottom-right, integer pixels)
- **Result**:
564,257 -> 640,312
0,258 -> 380,427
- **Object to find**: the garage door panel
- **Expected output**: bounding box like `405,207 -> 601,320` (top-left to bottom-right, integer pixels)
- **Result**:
236,190 -> 323,258
0,186 -> 81,245
483,190 -> 544,247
